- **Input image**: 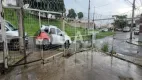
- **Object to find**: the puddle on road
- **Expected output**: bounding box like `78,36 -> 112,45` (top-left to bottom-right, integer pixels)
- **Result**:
119,76 -> 133,80
74,59 -> 80,64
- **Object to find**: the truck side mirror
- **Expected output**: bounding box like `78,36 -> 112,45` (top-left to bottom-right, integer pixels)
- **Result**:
60,34 -> 63,36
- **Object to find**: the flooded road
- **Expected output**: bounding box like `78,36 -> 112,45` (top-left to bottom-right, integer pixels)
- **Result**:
0,50 -> 142,80
95,32 -> 142,57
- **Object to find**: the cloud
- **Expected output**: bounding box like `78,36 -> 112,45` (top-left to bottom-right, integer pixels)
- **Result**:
64,0 -> 132,16
117,7 -> 132,14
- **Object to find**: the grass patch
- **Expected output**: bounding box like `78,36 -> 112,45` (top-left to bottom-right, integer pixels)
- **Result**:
101,43 -> 109,52
4,8 -> 87,37
96,31 -> 114,39
4,8 -> 114,39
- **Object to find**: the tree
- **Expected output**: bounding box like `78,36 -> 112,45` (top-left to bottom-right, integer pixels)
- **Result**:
77,12 -> 83,19
113,15 -> 128,29
67,9 -> 77,19
23,0 -> 65,12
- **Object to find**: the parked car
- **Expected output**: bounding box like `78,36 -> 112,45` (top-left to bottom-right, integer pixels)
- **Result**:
35,25 -> 72,49
115,28 -> 122,31
100,28 -> 108,32
134,27 -> 139,35
123,27 -> 130,32
0,21 -> 28,50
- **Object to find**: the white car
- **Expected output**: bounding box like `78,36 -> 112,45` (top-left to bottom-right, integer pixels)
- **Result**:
123,27 -> 130,32
134,27 -> 139,35
35,25 -> 72,49
100,28 -> 108,32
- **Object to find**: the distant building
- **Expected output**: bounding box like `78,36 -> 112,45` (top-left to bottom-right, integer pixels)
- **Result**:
68,19 -> 95,29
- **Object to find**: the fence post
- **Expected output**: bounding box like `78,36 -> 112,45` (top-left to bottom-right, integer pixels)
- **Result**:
16,0 -> 27,64
0,0 -> 8,69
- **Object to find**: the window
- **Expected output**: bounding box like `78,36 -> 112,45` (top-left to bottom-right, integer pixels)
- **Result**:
50,28 -> 56,34
44,28 -> 49,33
57,29 -> 62,35
6,22 -> 17,31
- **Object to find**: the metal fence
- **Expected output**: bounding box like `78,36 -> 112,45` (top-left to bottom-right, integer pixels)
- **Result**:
1,0 -> 142,71
0,3 -> 95,69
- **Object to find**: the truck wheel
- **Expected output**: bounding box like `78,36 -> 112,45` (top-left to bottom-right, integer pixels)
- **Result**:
42,39 -> 49,50
64,41 -> 70,49
12,41 -> 19,50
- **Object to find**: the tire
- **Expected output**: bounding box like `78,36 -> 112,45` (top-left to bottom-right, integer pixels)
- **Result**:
64,41 -> 70,49
0,43 -> 3,50
11,41 -> 19,51
42,39 -> 50,50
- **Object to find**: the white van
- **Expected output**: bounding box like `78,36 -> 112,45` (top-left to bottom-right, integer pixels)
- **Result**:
123,27 -> 130,32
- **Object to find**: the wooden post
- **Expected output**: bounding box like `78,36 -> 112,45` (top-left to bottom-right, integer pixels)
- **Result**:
16,0 -> 27,64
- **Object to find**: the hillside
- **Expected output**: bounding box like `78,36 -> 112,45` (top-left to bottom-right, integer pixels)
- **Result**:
4,8 -> 114,39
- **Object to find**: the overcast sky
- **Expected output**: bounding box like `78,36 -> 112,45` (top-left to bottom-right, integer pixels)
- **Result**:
3,0 -> 142,19
64,0 -> 142,18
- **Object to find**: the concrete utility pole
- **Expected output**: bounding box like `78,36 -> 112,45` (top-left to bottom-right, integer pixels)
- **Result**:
88,0 -> 90,33
0,0 -> 8,69
92,7 -> 95,30
130,0 -> 136,40
16,0 -> 27,64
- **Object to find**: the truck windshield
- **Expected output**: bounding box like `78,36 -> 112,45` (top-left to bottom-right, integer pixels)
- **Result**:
6,22 -> 17,31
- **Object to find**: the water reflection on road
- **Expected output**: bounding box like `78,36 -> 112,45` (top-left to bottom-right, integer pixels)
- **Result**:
95,32 -> 142,57
1,51 -> 142,80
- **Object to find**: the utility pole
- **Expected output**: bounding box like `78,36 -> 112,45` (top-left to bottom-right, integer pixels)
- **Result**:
88,0 -> 90,33
130,0 -> 136,40
92,7 -> 95,30
16,0 -> 27,64
0,0 -> 8,69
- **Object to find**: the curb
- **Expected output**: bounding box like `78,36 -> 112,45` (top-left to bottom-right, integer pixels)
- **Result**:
105,52 -> 142,67
126,40 -> 142,46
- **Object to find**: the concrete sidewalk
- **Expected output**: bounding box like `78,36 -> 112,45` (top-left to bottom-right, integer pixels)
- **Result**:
0,50 -> 142,80
126,38 -> 142,46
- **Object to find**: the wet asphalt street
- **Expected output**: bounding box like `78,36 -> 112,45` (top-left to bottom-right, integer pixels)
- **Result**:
0,51 -> 142,80
95,31 -> 142,57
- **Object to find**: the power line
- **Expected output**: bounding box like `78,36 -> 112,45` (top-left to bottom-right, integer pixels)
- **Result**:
136,0 -> 141,6
124,0 -> 133,6
139,0 -> 142,5
94,3 -> 110,8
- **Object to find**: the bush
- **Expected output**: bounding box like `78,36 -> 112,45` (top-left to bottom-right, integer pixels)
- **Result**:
101,43 -> 109,52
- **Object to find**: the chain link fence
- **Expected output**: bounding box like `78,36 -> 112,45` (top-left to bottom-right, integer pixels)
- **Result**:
2,0 -> 142,70
0,0 -> 95,69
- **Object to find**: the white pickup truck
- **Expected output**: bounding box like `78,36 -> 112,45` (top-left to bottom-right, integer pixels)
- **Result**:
35,25 -> 72,49
0,21 -> 28,50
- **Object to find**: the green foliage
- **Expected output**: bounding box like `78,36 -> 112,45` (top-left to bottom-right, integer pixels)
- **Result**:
77,12 -> 83,19
96,31 -> 114,39
113,15 -> 128,29
101,43 -> 109,52
67,9 -> 77,19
